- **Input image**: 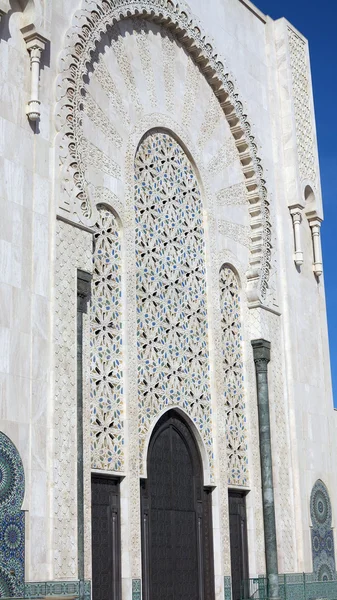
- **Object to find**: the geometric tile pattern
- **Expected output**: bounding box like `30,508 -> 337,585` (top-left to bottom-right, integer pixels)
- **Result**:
24,580 -> 91,599
310,480 -> 335,581
0,432 -> 25,597
90,207 -> 124,471
132,579 -> 141,600
220,267 -> 248,486
135,132 -> 214,479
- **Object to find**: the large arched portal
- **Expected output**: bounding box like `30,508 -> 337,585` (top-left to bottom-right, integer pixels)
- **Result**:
141,410 -> 214,600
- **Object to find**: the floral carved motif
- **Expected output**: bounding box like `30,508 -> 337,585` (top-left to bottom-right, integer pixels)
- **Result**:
220,267 -> 248,486
288,28 -> 316,184
135,132 -> 214,480
56,0 -> 271,301
90,207 -> 124,471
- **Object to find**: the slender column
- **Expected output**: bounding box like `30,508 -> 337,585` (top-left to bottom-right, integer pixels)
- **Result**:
251,339 -> 279,600
77,270 -> 92,581
21,25 -> 48,121
307,215 -> 323,277
289,205 -> 304,266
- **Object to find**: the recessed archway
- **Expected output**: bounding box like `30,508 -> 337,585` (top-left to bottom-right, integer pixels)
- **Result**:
140,409 -> 215,600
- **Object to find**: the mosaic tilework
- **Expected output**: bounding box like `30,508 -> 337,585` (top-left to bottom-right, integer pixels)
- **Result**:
224,576 -> 232,600
134,132 -> 214,479
310,480 -> 335,580
90,208 -> 124,471
24,580 -> 91,600
132,579 -> 141,600
0,432 -> 25,597
220,267 -> 248,486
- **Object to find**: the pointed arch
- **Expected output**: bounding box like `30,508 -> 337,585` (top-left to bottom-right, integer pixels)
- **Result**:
56,0 -> 271,302
141,409 -> 215,599
135,130 -> 214,480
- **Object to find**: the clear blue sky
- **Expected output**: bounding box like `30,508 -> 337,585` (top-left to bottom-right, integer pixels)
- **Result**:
254,0 -> 337,405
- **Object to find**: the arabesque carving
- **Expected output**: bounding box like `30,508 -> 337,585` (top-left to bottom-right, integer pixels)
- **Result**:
56,0 -> 271,302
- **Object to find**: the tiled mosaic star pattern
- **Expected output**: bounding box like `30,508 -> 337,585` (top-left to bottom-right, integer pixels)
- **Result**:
220,267 -> 248,486
90,208 -> 124,471
135,132 -> 214,478
310,479 -> 335,580
0,433 -> 25,597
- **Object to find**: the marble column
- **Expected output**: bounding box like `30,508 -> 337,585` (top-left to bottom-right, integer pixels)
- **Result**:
77,270 -> 92,581
251,339 -> 279,600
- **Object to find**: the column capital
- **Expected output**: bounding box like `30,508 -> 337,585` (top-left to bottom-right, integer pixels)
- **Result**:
251,339 -> 271,364
20,24 -> 48,51
289,203 -> 304,217
306,210 -> 323,228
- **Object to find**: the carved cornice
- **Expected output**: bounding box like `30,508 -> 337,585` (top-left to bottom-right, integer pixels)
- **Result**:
56,0 -> 271,302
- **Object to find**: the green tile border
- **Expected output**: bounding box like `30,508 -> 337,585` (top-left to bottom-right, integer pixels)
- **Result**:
224,575 -> 232,600
132,579 -> 141,600
23,581 -> 91,600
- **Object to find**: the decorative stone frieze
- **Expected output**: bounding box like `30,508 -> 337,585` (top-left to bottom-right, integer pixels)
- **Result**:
56,0 -> 272,304
288,27 -> 317,186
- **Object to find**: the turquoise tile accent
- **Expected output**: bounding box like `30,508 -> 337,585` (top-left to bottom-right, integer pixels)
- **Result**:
132,578 -> 141,600
0,432 -> 25,598
224,575 -> 232,600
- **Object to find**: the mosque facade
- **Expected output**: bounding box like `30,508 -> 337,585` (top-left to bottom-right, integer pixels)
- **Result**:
0,0 -> 336,599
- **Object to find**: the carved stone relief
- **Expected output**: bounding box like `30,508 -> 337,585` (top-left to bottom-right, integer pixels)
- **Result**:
134,131 -> 214,480
56,0 -> 272,304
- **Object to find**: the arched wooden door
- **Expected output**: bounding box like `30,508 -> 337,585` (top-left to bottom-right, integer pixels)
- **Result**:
141,411 -> 215,600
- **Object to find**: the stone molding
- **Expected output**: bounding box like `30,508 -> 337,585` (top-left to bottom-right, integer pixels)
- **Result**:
55,0 -> 272,304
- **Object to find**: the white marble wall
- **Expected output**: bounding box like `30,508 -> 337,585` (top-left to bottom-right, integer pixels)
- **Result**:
0,0 -> 335,592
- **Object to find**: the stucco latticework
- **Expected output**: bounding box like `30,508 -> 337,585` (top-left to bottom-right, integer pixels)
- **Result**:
56,0 -> 272,303
288,28 -> 316,185
135,132 -> 214,480
90,208 -> 124,471
220,267 -> 248,486
54,221 -> 92,578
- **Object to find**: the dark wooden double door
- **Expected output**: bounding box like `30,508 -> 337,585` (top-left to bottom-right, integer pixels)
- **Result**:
141,411 -> 215,600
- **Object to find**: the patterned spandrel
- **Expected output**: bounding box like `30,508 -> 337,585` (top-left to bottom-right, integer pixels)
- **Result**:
90,208 -> 124,471
134,132 -> 214,479
220,267 -> 248,486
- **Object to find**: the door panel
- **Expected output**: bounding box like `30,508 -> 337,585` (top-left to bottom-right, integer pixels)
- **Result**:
92,475 -> 121,600
141,411 -> 215,600
229,492 -> 249,600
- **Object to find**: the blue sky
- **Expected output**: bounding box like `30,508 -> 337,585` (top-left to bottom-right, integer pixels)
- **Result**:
254,0 -> 337,405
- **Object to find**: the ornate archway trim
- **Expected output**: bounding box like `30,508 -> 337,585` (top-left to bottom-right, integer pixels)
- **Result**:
56,0 -> 271,301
